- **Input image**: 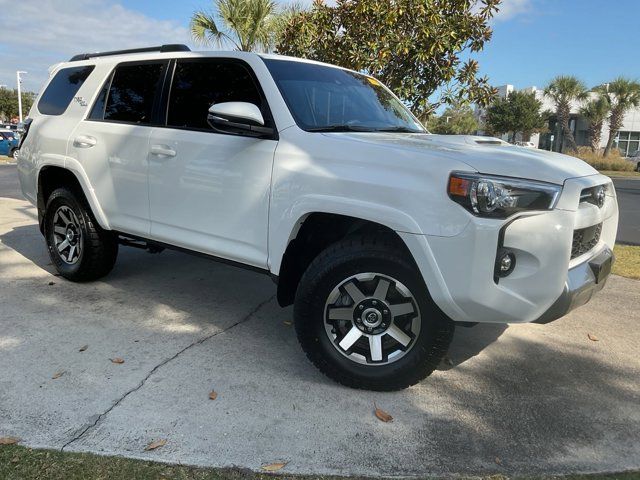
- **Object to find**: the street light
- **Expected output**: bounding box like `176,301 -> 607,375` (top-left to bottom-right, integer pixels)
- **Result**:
16,71 -> 27,123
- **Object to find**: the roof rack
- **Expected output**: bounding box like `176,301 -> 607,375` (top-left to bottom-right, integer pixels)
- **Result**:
69,44 -> 191,62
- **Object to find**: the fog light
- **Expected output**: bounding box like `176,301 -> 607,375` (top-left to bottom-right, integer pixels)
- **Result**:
495,250 -> 516,278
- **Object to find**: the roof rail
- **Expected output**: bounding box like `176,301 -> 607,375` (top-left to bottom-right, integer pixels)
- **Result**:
69,44 -> 191,62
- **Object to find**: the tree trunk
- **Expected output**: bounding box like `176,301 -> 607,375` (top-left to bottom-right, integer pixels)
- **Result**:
561,105 -> 578,152
589,121 -> 602,153
604,109 -> 622,157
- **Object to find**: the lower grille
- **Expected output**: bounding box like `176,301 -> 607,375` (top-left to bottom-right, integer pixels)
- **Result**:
571,223 -> 602,259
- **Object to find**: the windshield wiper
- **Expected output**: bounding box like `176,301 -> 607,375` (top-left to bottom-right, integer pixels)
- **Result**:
306,125 -> 376,132
373,126 -> 424,133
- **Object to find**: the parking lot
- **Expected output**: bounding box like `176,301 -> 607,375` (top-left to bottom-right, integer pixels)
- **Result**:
1,165 -> 639,477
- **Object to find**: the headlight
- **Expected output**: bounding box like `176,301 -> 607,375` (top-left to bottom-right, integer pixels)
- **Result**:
448,172 -> 561,218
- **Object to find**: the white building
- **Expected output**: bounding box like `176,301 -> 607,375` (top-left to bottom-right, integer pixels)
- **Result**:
477,84 -> 640,156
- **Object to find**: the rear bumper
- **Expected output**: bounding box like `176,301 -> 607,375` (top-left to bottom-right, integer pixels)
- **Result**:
534,246 -> 614,323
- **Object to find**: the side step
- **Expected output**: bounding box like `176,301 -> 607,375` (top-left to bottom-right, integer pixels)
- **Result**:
118,236 -> 165,254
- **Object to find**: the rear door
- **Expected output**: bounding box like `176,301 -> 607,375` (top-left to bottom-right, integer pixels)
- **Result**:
69,60 -> 168,236
147,58 -> 278,268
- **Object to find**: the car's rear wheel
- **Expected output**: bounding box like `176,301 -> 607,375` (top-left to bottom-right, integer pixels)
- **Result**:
9,148 -> 17,159
44,187 -> 118,281
294,235 -> 454,391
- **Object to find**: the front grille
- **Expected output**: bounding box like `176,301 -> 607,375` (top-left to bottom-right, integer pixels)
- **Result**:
571,223 -> 602,259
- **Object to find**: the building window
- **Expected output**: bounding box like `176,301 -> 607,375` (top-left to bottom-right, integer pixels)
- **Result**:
615,131 -> 640,157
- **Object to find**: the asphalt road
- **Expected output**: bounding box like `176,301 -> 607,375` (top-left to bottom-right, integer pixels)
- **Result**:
0,168 -> 639,477
614,178 -> 640,245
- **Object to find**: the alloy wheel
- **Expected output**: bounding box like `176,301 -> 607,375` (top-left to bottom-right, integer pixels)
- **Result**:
52,205 -> 83,264
324,272 -> 420,365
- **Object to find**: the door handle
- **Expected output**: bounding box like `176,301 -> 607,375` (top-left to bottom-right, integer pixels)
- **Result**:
73,135 -> 97,148
150,144 -> 177,158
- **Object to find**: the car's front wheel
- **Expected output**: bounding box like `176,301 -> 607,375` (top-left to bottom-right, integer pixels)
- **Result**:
294,235 -> 454,391
44,187 -> 118,281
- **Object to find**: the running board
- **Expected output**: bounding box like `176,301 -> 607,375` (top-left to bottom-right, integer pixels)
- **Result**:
118,236 -> 165,254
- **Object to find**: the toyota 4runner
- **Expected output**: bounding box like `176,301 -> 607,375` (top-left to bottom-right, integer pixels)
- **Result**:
17,45 -> 618,390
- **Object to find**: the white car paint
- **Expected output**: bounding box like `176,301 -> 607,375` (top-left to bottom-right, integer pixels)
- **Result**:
17,49 -> 618,325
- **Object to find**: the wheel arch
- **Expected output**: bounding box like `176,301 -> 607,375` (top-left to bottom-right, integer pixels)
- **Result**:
273,211 -> 419,307
37,162 -> 110,233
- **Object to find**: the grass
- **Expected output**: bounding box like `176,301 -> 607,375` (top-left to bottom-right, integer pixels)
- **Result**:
572,147 -> 636,173
600,170 -> 640,178
0,445 -> 342,480
613,244 -> 640,280
1,445 -> 639,480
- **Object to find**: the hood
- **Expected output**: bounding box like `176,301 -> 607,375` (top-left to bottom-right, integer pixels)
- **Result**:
321,132 -> 597,185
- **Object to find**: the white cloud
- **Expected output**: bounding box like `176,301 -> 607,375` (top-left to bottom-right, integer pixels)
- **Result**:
493,0 -> 532,21
0,0 -> 191,92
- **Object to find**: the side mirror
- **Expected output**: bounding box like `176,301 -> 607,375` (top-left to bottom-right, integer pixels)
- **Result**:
207,102 -> 274,137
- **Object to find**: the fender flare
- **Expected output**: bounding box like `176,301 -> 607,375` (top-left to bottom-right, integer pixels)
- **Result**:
269,194 -> 424,276
37,157 -> 111,231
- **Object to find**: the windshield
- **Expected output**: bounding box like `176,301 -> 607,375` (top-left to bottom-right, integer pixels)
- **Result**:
263,58 -> 425,133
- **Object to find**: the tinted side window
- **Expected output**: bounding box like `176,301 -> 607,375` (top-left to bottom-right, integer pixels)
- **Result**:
104,63 -> 164,124
38,66 -> 95,116
167,60 -> 263,130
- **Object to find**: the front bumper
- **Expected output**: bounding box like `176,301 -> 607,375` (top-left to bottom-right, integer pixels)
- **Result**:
400,173 -> 619,324
534,247 -> 614,323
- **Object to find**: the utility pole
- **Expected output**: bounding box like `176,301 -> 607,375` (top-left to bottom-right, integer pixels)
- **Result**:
16,71 -> 27,123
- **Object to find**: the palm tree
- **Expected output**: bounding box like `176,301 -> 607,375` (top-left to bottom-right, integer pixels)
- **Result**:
579,89 -> 610,153
544,76 -> 588,152
602,77 -> 640,157
190,0 -> 280,52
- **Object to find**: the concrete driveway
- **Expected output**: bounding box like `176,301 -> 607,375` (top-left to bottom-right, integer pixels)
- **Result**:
1,193 -> 639,477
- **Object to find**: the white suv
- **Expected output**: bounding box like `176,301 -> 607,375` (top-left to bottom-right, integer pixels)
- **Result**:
17,45 -> 618,390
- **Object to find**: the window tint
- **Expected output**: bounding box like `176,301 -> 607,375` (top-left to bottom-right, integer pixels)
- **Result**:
104,63 -> 164,124
38,66 -> 95,116
167,60 -> 263,130
88,73 -> 111,120
263,59 -> 424,133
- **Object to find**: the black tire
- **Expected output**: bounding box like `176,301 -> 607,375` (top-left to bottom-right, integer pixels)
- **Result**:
44,187 -> 118,282
294,235 -> 454,391
9,148 -> 17,159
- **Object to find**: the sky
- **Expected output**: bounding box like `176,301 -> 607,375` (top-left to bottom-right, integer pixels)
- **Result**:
0,0 -> 638,94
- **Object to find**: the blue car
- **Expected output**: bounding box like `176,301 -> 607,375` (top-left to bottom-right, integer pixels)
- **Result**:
0,130 -> 19,158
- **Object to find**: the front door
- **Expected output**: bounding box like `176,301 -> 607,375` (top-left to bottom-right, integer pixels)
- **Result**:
148,58 -> 277,269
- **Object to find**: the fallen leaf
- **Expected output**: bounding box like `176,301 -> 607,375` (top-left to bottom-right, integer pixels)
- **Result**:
11,456 -> 19,463
110,358 -> 125,364
283,320 -> 292,326
587,333 -> 599,342
79,345 -> 88,352
48,281 -> 55,286
209,390 -> 218,400
52,371 -> 66,379
0,437 -> 20,445
145,439 -> 167,451
495,457 -> 502,465
374,403 -> 393,423
261,462 -> 288,472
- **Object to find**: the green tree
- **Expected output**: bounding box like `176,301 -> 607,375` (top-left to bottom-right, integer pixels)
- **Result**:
276,0 -> 501,119
428,103 -> 478,135
579,90 -> 610,153
190,0 -> 285,51
602,77 -> 640,157
544,76 -> 588,153
484,90 -> 547,143
0,88 -> 35,121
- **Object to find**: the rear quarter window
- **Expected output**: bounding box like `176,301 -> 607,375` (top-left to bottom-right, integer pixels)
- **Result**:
38,65 -> 95,116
